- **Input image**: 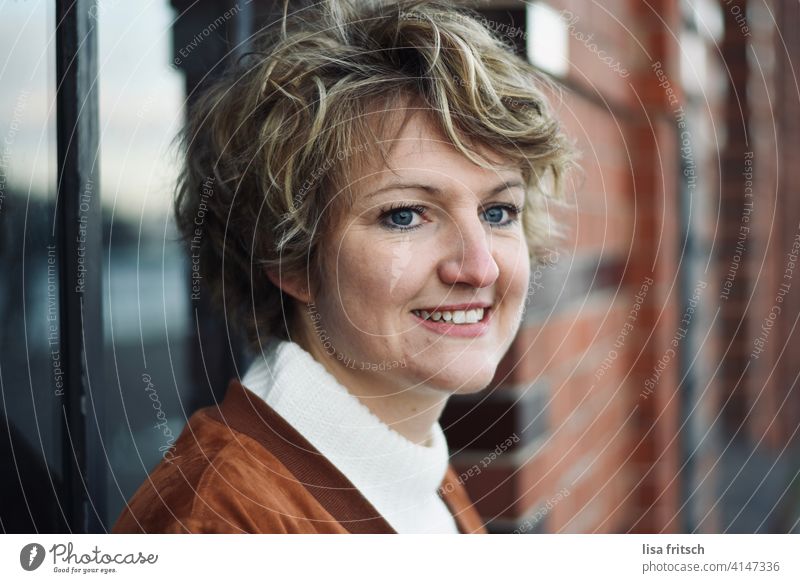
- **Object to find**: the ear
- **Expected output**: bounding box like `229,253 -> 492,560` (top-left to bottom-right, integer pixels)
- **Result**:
265,268 -> 311,304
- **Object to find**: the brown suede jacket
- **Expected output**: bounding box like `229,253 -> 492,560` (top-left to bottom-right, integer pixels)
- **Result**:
112,379 -> 487,534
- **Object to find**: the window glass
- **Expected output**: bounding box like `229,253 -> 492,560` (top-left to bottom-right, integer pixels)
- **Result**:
0,0 -> 63,532
97,0 -> 191,529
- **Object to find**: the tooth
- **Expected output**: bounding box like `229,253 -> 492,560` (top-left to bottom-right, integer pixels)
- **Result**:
432,312 -> 442,321
465,309 -> 479,324
413,310 -> 420,317
421,310 -> 430,320
477,308 -> 484,320
442,311 -> 452,322
452,311 -> 466,324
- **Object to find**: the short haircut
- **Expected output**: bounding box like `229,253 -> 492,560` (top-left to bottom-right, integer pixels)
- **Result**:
174,0 -> 575,351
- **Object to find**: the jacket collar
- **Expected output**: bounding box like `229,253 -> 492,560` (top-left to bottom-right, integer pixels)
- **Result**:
241,338 -> 455,533
208,378 -> 480,534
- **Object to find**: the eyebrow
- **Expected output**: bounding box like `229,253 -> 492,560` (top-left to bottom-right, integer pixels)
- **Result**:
365,179 -> 526,200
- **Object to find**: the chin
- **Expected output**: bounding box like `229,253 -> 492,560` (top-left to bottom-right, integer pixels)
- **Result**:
424,365 -> 497,395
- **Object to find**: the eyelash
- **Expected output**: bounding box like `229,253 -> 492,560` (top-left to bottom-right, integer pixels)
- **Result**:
378,201 -> 524,232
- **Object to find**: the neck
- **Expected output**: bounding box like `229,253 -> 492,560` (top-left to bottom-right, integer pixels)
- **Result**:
345,371 -> 450,447
293,322 -> 449,446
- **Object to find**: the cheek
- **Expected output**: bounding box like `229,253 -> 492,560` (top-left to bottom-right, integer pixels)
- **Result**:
337,235 -> 424,300
321,236 -> 425,342
498,239 -> 531,297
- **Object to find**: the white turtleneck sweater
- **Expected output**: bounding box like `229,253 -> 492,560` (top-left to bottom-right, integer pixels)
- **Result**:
240,338 -> 459,534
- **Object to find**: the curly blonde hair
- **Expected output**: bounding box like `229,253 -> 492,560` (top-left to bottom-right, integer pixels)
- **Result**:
174,0 -> 575,351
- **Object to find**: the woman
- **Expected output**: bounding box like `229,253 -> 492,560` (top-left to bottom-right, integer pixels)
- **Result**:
113,0 -> 573,534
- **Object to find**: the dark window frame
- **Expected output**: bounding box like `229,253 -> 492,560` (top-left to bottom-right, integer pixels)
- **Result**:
55,0 -> 106,533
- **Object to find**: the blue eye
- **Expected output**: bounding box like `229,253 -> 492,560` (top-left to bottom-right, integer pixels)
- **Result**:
380,204 -> 425,231
379,202 -> 523,232
482,204 -> 522,227
391,209 -> 415,226
483,207 -> 505,223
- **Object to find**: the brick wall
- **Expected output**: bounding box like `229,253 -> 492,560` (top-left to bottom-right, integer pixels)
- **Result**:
445,0 -> 799,533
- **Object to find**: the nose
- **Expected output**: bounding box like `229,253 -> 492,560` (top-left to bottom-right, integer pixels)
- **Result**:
437,214 -> 500,288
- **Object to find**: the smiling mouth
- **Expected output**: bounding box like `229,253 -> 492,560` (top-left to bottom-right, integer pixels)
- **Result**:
410,306 -> 490,324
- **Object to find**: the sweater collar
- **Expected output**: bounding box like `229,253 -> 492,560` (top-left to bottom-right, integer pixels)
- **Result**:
241,338 -> 451,516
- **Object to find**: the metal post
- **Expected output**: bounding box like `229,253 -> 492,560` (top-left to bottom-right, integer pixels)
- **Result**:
55,0 -> 105,533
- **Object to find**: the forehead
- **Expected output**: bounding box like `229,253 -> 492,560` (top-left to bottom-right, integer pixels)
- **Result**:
359,108 -> 520,182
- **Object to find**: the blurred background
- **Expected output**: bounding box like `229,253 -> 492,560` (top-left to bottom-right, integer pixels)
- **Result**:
0,0 -> 798,534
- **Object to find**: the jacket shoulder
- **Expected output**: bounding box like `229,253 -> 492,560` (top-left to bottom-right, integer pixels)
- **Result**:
112,408 -> 345,534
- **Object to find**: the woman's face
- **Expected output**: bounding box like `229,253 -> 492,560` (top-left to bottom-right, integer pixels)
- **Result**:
300,111 -> 531,395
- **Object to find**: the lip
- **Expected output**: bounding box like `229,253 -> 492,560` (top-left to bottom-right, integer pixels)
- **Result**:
411,306 -> 493,338
413,302 -> 492,312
